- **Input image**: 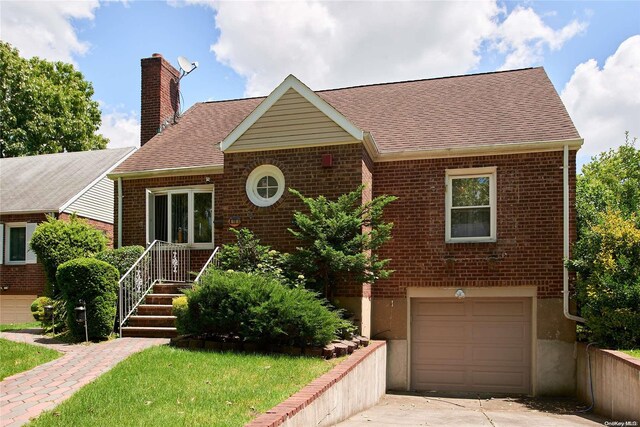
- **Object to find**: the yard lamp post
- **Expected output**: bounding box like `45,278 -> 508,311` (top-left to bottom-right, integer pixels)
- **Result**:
74,300 -> 89,344
44,304 -> 55,335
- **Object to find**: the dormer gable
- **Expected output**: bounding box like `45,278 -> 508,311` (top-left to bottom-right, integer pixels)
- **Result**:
220,75 -> 364,153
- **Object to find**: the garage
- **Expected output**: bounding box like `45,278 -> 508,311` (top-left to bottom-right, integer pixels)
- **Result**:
0,294 -> 37,324
410,297 -> 532,394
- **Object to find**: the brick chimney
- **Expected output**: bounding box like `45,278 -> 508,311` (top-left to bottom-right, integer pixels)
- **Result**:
140,53 -> 180,146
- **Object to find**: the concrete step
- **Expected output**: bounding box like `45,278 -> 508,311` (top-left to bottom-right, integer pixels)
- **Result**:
128,315 -> 177,328
145,294 -> 183,305
153,283 -> 191,294
121,326 -> 177,338
137,304 -> 173,316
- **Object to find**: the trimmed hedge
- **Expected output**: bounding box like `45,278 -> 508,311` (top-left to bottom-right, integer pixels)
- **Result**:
177,270 -> 350,347
29,214 -> 108,296
94,245 -> 145,276
56,258 -> 119,341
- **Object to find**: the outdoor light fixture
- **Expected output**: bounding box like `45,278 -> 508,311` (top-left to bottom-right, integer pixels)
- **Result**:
455,289 -> 466,299
229,216 -> 241,227
44,305 -> 55,335
74,300 -> 89,343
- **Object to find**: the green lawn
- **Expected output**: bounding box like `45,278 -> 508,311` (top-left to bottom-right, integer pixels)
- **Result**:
0,321 -> 41,332
621,349 -> 640,359
0,338 -> 61,380
29,345 -> 341,426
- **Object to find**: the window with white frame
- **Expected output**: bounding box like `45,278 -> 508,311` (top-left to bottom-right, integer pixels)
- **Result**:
445,167 -> 496,243
2,223 -> 37,264
146,187 -> 214,247
246,165 -> 285,207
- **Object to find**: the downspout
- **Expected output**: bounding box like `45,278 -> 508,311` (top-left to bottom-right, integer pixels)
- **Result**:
563,144 -> 585,322
117,177 -> 123,249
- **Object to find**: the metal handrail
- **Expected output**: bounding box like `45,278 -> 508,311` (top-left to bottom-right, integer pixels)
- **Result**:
118,240 -> 190,335
194,246 -> 220,283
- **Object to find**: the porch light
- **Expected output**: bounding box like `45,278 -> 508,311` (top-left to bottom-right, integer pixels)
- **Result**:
455,289 -> 465,299
44,304 -> 55,335
74,300 -> 89,343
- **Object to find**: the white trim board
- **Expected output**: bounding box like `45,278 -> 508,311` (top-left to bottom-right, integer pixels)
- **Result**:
220,74 -> 364,152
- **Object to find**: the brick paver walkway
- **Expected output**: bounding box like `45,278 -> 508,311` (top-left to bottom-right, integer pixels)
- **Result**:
0,329 -> 168,427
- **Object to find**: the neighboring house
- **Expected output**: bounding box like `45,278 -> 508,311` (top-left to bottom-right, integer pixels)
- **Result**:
110,54 -> 582,396
0,148 -> 136,323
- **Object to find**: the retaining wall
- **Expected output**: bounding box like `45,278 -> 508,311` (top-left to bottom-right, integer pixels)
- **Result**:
247,341 -> 386,427
576,343 -> 640,421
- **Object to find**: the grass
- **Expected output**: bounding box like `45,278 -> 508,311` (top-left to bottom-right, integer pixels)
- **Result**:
621,349 -> 640,359
29,345 -> 342,426
0,338 -> 61,380
0,321 -> 41,332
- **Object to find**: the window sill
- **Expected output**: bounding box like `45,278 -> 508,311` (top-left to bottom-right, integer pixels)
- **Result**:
4,261 -> 27,265
446,237 -> 496,244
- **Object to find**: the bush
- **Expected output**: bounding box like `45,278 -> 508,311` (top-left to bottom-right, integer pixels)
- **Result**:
29,214 -> 108,296
172,296 -> 189,336
179,270 -> 350,346
56,258 -> 119,341
94,245 -> 144,276
568,210 -> 640,348
30,296 -> 65,333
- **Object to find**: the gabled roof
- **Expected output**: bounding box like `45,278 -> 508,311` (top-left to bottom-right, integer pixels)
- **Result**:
220,74 -> 363,152
113,67 -> 581,176
0,148 -> 135,214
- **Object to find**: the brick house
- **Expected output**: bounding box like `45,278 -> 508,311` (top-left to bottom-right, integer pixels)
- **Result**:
0,148 -> 135,322
109,53 -> 582,396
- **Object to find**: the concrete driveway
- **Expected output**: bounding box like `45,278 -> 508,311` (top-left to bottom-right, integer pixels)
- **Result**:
337,393 -> 605,426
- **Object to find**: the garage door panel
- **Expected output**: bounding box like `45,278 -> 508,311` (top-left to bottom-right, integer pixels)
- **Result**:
471,300 -> 529,317
413,301 -> 466,317
471,322 -> 530,342
411,297 -> 532,394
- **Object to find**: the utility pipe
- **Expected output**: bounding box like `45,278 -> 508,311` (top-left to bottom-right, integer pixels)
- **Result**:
563,144 -> 585,323
117,177 -> 123,249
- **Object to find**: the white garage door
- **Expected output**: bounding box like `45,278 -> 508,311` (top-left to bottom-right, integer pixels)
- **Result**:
411,297 -> 532,394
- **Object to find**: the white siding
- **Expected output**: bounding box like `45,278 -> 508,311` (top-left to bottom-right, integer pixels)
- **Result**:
232,88 -> 359,152
63,177 -> 114,223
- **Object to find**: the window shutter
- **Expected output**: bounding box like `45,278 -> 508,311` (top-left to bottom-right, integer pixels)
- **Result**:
146,190 -> 155,245
0,224 -> 4,265
26,223 -> 37,264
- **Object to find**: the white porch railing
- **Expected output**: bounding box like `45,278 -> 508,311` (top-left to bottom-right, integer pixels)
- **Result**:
118,240 -> 190,335
194,246 -> 220,284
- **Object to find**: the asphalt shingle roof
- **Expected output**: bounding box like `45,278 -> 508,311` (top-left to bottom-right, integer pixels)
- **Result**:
115,67 -> 580,174
0,148 -> 135,213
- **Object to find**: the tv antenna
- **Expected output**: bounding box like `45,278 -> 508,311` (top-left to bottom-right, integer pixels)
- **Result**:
177,56 -> 198,81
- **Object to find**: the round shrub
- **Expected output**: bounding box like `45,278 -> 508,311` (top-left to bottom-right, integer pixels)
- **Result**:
94,245 -> 145,276
56,258 -> 119,341
31,296 -> 52,322
30,214 -> 108,296
181,270 -> 351,346
172,296 -> 190,336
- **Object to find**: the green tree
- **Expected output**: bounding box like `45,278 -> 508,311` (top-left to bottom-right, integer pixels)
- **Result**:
287,185 -> 397,299
0,42 -> 108,157
568,134 -> 640,348
576,132 -> 640,235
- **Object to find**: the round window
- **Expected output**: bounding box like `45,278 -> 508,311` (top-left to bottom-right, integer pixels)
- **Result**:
246,165 -> 285,207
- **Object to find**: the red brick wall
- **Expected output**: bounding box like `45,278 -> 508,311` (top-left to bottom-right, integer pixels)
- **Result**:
1,213 -> 115,296
140,54 -> 180,146
372,150 -> 577,299
220,144 -> 364,252
0,213 -> 48,296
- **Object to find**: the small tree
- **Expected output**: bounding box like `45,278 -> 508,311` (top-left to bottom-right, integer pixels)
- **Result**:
29,214 -> 108,295
568,134 -> 640,348
287,185 -> 397,298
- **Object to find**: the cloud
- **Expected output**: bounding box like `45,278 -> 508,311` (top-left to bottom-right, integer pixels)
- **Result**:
492,6 -> 587,70
185,1 -> 586,97
210,1 -> 501,96
0,0 -> 99,63
561,36 -> 640,167
100,109 -> 140,149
